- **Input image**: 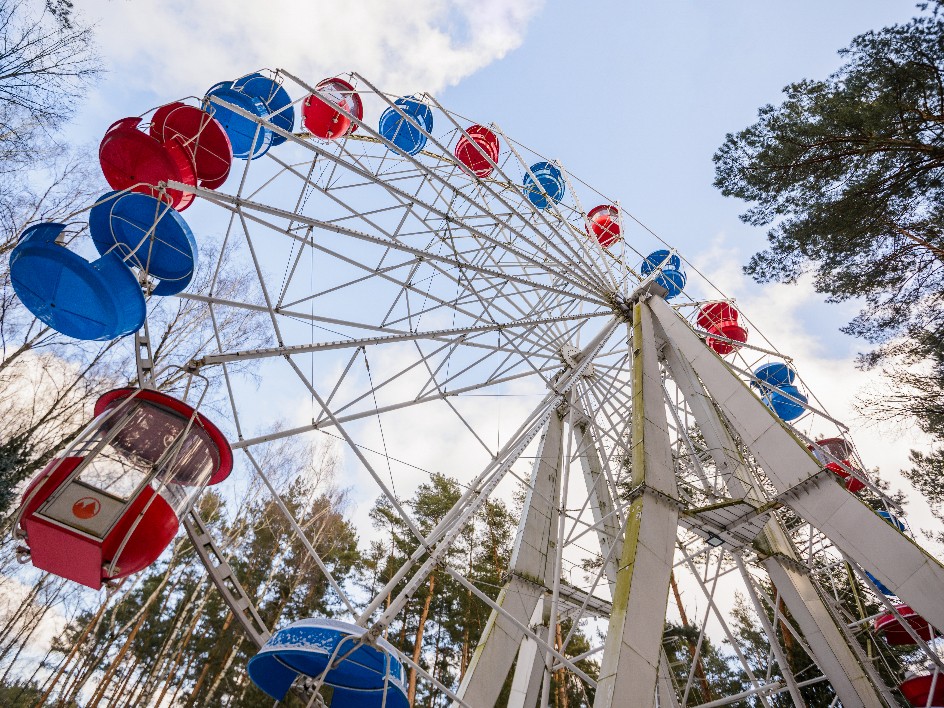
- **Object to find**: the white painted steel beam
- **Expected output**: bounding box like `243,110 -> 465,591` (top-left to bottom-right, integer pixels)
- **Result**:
198,89 -> 606,296
649,294 -> 944,644
658,654 -> 681,708
661,317 -> 887,708
363,320 -> 618,632
593,300 -> 679,708
575,418 -> 623,587
174,181 -> 606,307
575,412 -> 683,708
508,602 -> 547,708
455,411 -> 564,707
191,311 -> 604,367
346,74 -> 610,292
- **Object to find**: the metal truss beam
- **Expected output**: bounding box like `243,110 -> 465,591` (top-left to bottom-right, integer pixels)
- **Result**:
573,404 -> 684,708
593,300 -> 679,708
454,411 -> 565,706
660,312 -> 888,708
190,311 -> 606,367
649,293 -> 944,654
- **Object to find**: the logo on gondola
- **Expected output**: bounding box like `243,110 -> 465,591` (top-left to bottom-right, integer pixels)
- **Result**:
72,497 -> 101,520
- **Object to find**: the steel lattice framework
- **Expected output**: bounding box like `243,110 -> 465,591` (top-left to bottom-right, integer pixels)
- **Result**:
122,69 -> 944,707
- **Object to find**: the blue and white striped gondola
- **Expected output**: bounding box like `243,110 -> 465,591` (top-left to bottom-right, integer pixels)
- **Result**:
248,618 -> 409,707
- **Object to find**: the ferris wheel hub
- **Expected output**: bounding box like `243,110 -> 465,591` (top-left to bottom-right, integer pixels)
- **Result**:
609,281 -> 670,323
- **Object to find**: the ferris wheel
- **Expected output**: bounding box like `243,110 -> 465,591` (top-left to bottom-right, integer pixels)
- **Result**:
8,67 -> 944,707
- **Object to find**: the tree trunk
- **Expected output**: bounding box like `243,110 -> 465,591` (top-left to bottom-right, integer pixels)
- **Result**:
670,572 -> 712,702
459,607 -> 470,683
407,574 -> 435,706
459,537 -> 474,683
187,659 -> 213,708
167,652 -> 198,708
203,633 -> 244,706
555,621 -> 568,708
777,594 -> 795,660
86,603 -> 149,707
77,556 -> 178,706
0,581 -> 66,683
35,597 -> 109,706
111,653 -> 139,704
184,608 -> 235,707
428,609 -> 443,708
152,591 -> 212,708
0,574 -> 47,648
397,596 -> 413,649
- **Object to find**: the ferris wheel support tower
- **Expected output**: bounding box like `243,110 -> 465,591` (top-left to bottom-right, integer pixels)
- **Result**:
455,291 -> 943,707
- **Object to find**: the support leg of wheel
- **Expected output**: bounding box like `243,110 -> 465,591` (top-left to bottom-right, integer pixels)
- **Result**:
593,300 -> 679,708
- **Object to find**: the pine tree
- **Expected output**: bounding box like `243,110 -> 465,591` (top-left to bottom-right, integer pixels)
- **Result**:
713,2 -> 944,481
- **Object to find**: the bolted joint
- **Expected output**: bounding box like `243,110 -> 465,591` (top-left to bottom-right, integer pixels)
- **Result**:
757,548 -> 811,575
184,359 -> 203,373
366,622 -> 384,642
625,482 -> 685,510
610,292 -> 635,321
610,280 -> 670,321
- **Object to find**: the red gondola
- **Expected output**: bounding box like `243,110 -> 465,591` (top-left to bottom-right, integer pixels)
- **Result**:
303,78 -> 362,140
455,125 -> 500,178
15,389 -> 232,589
99,117 -> 197,211
900,673 -> 944,707
587,205 -> 621,248
697,302 -> 748,355
875,605 -> 935,645
149,102 -> 233,190
808,437 -> 867,493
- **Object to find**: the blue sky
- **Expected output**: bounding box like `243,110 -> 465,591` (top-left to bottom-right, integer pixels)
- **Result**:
440,0 -> 918,345
65,0 -> 939,535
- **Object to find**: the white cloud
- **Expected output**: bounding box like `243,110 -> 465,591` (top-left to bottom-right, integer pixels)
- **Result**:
79,0 -> 544,100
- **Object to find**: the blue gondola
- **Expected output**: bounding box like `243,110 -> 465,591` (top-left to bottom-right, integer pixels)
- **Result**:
865,511 -> 907,596
89,191 -> 197,296
753,362 -> 795,388
640,249 -> 686,299
877,509 -> 907,532
248,618 -> 409,707
523,161 -> 565,209
763,385 -> 807,421
203,81 -> 272,160
231,72 -> 295,146
750,362 -> 807,421
10,223 -> 145,340
865,571 -> 895,596
378,96 -> 433,156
